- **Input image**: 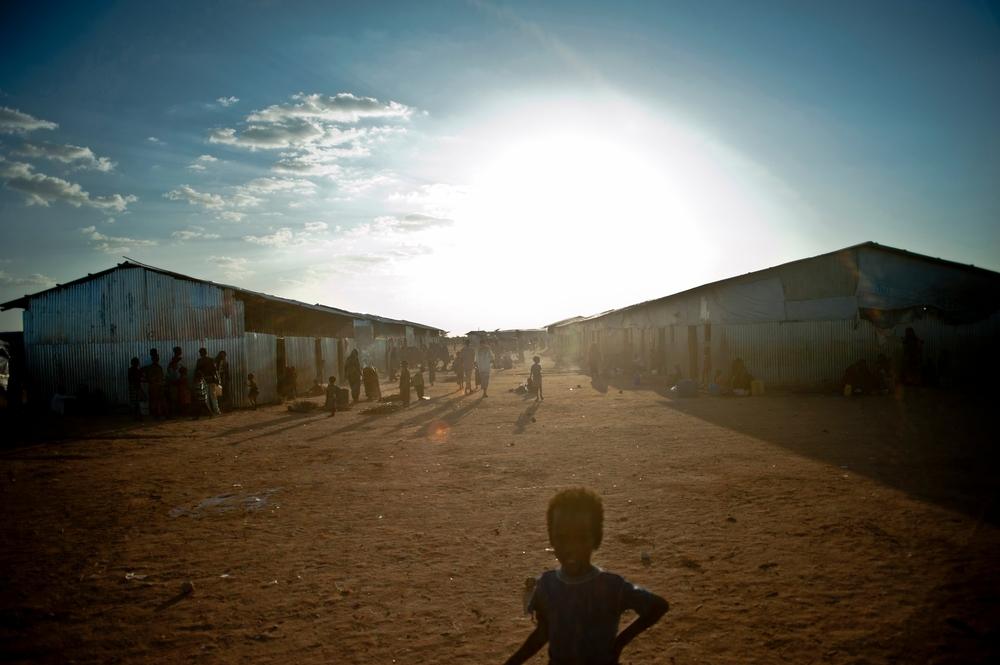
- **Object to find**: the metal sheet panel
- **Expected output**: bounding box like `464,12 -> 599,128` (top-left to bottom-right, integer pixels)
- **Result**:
23,266 -> 243,345
23,336 -> 251,407
283,336 -> 318,393
244,332 -> 278,405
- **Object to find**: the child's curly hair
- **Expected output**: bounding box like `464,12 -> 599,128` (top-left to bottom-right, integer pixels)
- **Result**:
547,487 -> 604,548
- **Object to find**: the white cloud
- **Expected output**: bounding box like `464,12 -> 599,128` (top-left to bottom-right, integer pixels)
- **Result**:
247,92 -> 413,124
0,159 -> 136,211
0,269 -> 56,288
236,176 -> 315,196
0,106 -> 58,134
171,226 -> 221,241
243,220 -> 329,248
210,256 -> 251,280
186,154 -> 218,171
349,213 -> 453,237
79,225 -> 157,254
164,184 -> 226,209
16,141 -> 115,172
243,227 -> 295,247
387,183 -> 467,217
216,96 -> 240,107
147,136 -> 164,144
209,119 -> 332,150
219,211 -> 246,222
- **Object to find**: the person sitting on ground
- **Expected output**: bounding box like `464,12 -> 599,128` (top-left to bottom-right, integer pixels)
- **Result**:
730,358 -> 753,392
362,363 -> 381,401
325,376 -> 338,418
399,360 -> 411,406
505,488 -> 669,665
307,378 -> 325,397
413,364 -> 426,400
708,369 -> 726,396
530,355 -> 544,402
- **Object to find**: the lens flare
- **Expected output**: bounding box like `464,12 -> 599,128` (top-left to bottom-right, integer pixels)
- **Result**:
426,420 -> 450,442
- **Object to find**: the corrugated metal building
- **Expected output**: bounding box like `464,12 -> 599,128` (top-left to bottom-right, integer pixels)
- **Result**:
0,261 -> 443,407
549,242 -> 1000,389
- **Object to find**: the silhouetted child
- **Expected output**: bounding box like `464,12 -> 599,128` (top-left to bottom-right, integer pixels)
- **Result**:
413,364 -> 425,400
530,355 -> 543,401
505,488 -> 669,665
325,376 -> 338,417
247,373 -> 259,409
127,357 -> 143,420
399,360 -> 411,406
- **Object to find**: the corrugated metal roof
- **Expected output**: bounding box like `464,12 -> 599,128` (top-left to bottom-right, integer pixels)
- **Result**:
1,259 -> 444,333
550,241 -> 1000,329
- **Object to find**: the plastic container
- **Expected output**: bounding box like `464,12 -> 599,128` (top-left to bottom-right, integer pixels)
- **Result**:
751,380 -> 765,396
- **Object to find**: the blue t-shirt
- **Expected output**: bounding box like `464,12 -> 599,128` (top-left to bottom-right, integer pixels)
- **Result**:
528,567 -> 655,665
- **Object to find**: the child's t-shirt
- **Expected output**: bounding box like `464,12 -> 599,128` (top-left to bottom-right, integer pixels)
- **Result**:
530,363 -> 542,382
528,567 -> 655,665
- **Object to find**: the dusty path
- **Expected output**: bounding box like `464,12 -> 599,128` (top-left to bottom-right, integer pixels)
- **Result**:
1,362 -> 997,664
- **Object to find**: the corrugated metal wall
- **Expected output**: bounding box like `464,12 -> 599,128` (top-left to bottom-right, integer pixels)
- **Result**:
21,266 -> 255,408
25,337 -> 250,407
244,332 -> 278,405
554,313 -> 1000,389
24,267 -> 243,343
283,336 -> 317,394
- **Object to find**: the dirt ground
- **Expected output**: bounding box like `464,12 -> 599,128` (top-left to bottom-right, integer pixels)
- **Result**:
1,360 -> 998,664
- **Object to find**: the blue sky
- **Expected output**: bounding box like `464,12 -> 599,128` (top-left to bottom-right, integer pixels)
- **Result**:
1,0 -> 998,333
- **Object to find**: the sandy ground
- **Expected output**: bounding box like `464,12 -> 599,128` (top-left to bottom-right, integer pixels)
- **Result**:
1,360 -> 998,664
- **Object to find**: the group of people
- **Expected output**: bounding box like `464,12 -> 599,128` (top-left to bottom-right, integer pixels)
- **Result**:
127,346 -> 240,420
451,339 -> 498,397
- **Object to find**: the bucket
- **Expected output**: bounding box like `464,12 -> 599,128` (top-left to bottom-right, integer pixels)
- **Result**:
750,380 -> 764,396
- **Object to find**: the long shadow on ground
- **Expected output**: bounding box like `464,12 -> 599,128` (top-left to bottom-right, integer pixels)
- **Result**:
659,388 -> 997,526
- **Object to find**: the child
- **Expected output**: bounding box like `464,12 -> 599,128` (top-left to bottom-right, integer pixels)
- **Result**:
247,373 -> 259,409
399,360 -> 411,406
190,370 -> 212,419
530,355 -> 543,402
127,357 -> 143,420
413,364 -> 425,400
325,376 -> 338,417
505,488 -> 669,665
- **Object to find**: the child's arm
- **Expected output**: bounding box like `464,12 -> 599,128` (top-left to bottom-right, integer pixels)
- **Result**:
503,617 -> 548,665
613,593 -> 669,659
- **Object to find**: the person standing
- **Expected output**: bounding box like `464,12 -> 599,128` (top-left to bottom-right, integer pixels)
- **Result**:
214,350 -> 230,411
247,373 -> 259,410
460,339 -> 476,395
388,342 -> 400,381
530,355 -> 544,402
399,360 -> 411,406
476,340 -> 495,398
195,348 -> 221,415
325,376 -> 338,417
166,346 -> 184,417
453,349 -> 465,392
345,349 -> 362,404
127,357 -> 143,420
143,349 -> 167,418
413,364 -> 425,400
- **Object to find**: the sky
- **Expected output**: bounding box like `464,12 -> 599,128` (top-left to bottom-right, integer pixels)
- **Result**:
1,0 -> 998,334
